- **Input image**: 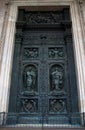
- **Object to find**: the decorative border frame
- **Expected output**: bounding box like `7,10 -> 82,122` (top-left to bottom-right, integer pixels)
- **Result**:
0,1 -> 85,123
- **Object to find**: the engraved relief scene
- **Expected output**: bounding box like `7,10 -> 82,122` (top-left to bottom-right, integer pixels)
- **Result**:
48,47 -> 65,59
23,48 -> 39,59
25,12 -> 63,24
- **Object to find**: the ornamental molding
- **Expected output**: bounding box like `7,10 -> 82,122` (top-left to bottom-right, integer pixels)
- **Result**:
6,0 -> 75,5
78,0 -> 85,5
1,0 -> 85,5
3,0 -> 84,7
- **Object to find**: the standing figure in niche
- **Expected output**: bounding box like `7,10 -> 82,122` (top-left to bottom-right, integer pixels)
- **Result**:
26,69 -> 36,91
22,67 -> 37,96
51,67 -> 63,91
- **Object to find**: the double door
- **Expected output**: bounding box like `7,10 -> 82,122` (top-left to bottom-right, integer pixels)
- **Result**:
8,29 -> 79,125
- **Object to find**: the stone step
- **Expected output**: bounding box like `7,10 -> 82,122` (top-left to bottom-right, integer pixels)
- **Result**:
0,127 -> 85,130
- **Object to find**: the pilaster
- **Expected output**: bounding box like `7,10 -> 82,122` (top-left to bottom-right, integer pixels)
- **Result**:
0,1 -> 7,71
0,4 -> 18,112
70,0 -> 85,113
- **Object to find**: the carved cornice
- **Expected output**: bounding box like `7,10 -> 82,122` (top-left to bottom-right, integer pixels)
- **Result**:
78,0 -> 85,4
7,0 -> 75,6
5,0 -> 10,4
3,0 -> 85,4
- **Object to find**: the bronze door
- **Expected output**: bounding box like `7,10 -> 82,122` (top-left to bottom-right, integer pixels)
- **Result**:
8,29 -> 79,125
8,11 -> 80,125
21,30 -> 68,124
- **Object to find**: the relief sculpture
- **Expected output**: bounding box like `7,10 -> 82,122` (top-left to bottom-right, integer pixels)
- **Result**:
49,99 -> 66,113
25,12 -> 63,24
50,65 -> 64,95
21,99 -> 37,113
49,47 -> 64,59
22,65 -> 38,96
24,48 -> 38,58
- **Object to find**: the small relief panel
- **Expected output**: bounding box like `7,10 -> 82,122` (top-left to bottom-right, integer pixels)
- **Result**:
22,65 -> 38,96
21,99 -> 38,113
25,12 -> 63,24
23,48 -> 39,59
48,47 -> 65,59
50,64 -> 65,95
49,99 -> 66,113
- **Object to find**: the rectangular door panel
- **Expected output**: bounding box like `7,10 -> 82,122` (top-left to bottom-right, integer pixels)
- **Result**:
8,27 -> 80,125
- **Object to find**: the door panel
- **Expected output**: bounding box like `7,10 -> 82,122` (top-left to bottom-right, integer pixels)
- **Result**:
8,27 -> 79,124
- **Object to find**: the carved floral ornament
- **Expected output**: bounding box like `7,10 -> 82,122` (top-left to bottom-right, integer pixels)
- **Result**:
50,99 -> 66,113
21,99 -> 37,113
